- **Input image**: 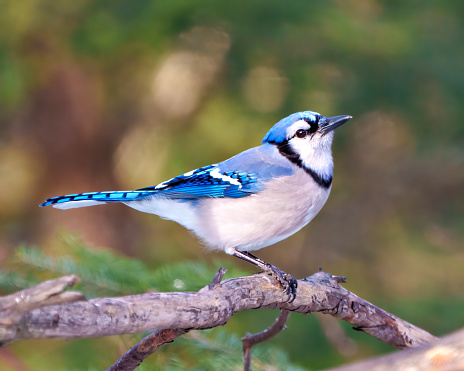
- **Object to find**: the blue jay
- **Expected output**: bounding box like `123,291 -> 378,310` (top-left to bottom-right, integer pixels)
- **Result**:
41,111 -> 351,301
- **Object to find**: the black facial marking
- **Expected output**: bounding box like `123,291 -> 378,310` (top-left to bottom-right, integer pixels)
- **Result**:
304,117 -> 319,134
272,141 -> 332,189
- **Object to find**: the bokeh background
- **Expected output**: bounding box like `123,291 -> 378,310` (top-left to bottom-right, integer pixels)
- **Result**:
1,1 -> 464,370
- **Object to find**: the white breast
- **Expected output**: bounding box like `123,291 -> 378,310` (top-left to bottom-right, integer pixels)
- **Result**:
193,170 -> 331,252
124,170 -> 330,253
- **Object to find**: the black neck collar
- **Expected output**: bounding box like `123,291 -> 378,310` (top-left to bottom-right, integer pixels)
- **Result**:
272,141 -> 333,189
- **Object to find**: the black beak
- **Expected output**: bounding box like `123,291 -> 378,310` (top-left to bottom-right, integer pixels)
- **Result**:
320,115 -> 352,135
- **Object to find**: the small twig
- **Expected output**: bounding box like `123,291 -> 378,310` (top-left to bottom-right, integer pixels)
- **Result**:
0,275 -> 86,347
107,328 -> 189,371
0,275 -> 83,322
0,274 -> 85,347
208,267 -> 227,290
241,309 -> 291,371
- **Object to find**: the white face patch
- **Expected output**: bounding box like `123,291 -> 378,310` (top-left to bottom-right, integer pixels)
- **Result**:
210,167 -> 241,186
288,127 -> 335,179
285,119 -> 313,139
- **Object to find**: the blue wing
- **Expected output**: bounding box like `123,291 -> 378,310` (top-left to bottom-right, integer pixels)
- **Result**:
136,164 -> 263,199
40,143 -> 294,207
137,144 -> 295,199
40,164 -> 265,207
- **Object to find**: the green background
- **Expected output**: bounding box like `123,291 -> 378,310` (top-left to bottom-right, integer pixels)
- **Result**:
1,1 -> 463,369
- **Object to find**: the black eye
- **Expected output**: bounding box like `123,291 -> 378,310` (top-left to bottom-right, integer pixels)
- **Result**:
295,129 -> 307,138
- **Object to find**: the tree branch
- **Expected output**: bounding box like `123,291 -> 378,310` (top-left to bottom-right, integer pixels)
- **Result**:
0,275 -> 84,322
106,268 -> 229,371
242,309 -> 291,371
107,328 -> 189,371
0,275 -> 86,347
329,327 -> 464,371
0,270 -> 437,351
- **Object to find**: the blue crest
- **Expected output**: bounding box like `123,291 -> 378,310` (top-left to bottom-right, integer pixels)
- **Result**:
262,111 -> 321,144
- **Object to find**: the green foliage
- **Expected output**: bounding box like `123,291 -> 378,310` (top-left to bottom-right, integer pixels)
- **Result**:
139,328 -> 306,371
1,233 -> 248,298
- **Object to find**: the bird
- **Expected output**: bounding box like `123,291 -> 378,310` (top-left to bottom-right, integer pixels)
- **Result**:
40,111 -> 351,302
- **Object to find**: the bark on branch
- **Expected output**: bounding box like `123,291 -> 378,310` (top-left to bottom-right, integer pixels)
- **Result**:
0,270 -> 437,350
330,327 -> 464,371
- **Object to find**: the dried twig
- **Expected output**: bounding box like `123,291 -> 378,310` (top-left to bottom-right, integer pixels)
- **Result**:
208,266 -> 228,290
0,275 -> 84,321
242,309 -> 291,371
0,275 -> 85,346
107,328 -> 189,371
106,267 -> 230,371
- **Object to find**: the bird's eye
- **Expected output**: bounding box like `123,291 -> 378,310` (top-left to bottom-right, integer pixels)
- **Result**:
295,129 -> 307,138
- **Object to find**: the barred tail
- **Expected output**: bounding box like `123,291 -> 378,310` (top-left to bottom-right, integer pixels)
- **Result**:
40,191 -> 153,209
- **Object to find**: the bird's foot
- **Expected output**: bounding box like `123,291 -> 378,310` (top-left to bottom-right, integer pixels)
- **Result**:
230,250 -> 298,303
264,264 -> 298,303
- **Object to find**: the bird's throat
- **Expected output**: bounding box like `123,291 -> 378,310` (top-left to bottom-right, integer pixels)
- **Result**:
275,142 -> 333,189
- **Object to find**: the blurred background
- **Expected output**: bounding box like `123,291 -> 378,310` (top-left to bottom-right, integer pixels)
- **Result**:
1,0 -> 463,370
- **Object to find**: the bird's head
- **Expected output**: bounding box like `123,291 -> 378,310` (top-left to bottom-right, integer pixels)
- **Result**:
262,111 -> 351,180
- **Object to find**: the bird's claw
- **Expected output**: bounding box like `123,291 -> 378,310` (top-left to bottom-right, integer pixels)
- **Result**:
266,265 -> 298,303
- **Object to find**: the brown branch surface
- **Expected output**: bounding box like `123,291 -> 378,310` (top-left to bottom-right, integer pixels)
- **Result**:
329,327 -> 464,371
0,271 -> 437,349
0,275 -> 84,321
107,328 -> 189,371
0,275 -> 86,346
106,268 -> 228,371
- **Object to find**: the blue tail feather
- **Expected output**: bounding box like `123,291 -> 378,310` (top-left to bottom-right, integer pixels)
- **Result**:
39,190 -> 152,207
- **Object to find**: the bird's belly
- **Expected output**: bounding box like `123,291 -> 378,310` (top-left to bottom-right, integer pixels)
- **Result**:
124,198 -> 200,231
195,175 -> 331,252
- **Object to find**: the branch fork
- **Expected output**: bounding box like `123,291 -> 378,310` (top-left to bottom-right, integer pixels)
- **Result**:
0,269 -> 438,370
